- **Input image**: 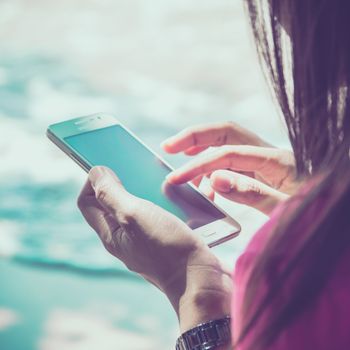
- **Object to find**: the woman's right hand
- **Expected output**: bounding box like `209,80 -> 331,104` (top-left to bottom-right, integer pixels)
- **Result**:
162,122 -> 298,216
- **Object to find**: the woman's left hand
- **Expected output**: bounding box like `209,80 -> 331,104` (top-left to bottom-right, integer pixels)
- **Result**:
77,166 -> 232,332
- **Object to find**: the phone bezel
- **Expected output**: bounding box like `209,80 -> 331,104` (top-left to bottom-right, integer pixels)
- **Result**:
47,113 -> 241,247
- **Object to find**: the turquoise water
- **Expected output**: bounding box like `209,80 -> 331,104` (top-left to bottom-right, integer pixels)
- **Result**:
0,260 -> 178,350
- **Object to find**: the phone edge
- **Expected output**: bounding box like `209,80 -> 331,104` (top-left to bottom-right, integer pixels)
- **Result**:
46,129 -> 91,173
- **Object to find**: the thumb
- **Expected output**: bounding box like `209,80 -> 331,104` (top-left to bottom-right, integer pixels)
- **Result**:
89,166 -> 132,214
210,170 -> 288,216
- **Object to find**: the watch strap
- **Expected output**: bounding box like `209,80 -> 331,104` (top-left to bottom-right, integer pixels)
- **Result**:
175,316 -> 231,350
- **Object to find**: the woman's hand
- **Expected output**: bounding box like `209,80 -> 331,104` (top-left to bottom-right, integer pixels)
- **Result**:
77,166 -> 232,332
162,122 -> 297,215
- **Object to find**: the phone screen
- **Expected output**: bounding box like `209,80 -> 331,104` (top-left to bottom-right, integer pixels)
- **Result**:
64,125 -> 225,229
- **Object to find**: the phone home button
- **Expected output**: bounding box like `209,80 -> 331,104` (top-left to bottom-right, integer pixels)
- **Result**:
202,231 -> 216,238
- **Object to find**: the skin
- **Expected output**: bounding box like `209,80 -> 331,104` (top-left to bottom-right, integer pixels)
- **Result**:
77,122 -> 298,349
164,122 -> 297,215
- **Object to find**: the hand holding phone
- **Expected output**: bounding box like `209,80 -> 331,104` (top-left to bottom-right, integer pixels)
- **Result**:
78,165 -> 233,332
47,114 -> 241,247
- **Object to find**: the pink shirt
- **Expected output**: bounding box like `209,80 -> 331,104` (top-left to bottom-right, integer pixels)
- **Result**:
232,198 -> 350,349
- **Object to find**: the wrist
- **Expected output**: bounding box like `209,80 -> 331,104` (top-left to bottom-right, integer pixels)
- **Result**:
177,284 -> 232,333
163,246 -> 232,333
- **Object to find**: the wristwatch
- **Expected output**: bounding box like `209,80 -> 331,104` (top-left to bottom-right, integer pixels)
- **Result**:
175,316 -> 231,350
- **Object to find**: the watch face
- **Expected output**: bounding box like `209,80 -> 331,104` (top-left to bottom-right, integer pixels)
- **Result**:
176,316 -> 231,350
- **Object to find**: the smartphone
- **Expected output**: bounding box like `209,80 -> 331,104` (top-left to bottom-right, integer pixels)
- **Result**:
47,114 -> 241,247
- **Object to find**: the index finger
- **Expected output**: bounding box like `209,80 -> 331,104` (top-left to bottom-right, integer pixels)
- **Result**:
166,146 -> 276,184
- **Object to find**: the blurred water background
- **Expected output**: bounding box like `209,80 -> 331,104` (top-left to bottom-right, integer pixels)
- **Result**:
0,1 -> 289,349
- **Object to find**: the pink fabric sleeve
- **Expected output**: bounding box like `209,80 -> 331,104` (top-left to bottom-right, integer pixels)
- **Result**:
232,202 -> 350,350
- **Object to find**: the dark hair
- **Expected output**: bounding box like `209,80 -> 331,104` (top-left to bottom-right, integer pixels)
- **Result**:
239,0 -> 350,348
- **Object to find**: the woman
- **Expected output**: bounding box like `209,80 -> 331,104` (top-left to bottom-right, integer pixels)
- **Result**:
77,1 -> 350,349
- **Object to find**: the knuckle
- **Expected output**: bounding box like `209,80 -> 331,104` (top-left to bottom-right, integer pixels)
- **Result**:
116,203 -> 139,227
100,224 -> 125,257
213,123 -> 235,146
225,120 -> 237,128
215,133 -> 228,146
109,226 -> 124,248
238,181 -> 265,204
247,181 -> 263,195
95,181 -> 110,202
182,126 -> 198,145
236,177 -> 262,195
182,126 -> 195,138
224,121 -> 238,133
191,132 -> 199,146
117,211 -> 134,227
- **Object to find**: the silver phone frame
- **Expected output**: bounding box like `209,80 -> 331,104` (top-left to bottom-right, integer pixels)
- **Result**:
47,113 -> 241,248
